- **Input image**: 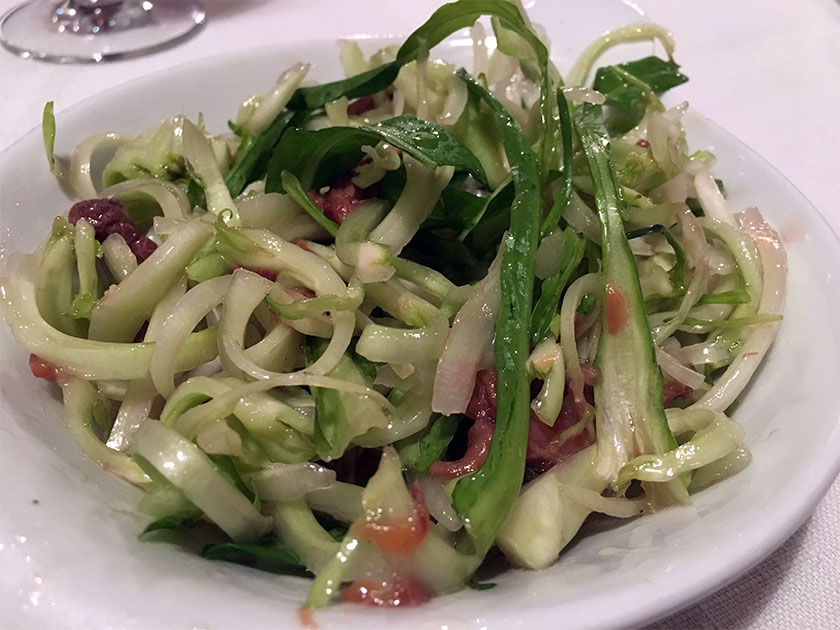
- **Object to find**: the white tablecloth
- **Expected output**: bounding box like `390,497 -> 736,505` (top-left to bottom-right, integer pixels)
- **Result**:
1,1 -> 838,627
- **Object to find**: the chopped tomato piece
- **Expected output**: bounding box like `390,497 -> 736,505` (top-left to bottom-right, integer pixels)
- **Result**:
341,576 -> 430,607
604,282 -> 629,335
526,388 -> 593,473
308,177 -> 365,224
353,483 -> 430,556
68,198 -> 157,262
29,354 -> 57,382
429,368 -> 595,477
297,607 -> 317,630
428,416 -> 493,479
430,369 -> 496,479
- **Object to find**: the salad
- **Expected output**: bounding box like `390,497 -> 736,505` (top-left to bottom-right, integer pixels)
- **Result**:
0,0 -> 787,614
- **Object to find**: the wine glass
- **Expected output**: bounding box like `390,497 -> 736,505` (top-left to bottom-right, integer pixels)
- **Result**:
0,0 -> 206,63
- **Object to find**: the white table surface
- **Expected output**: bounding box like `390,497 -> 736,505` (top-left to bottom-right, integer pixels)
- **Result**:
1,0 -> 838,628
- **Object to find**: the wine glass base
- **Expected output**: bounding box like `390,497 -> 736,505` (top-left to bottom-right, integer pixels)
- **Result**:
0,0 -> 206,63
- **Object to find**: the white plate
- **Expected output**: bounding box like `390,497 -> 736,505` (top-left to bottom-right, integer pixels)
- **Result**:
2,12 -> 840,630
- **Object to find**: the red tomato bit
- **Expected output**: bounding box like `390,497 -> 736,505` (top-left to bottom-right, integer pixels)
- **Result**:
604,282 -> 629,335
297,607 -> 317,630
353,482 -> 430,556
29,354 -> 57,382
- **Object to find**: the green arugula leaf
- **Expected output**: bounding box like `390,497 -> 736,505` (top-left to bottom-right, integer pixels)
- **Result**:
579,292 -> 596,315
594,56 -> 688,132
265,115 -> 485,194
529,227 -> 586,345
421,185 -> 489,233
280,170 -> 339,237
451,70 -> 540,557
141,516 -> 201,535
594,56 -> 688,111
396,413 -> 460,472
377,115 -> 486,183
289,62 -> 400,111
540,89 -> 574,238
225,110 -> 297,196
404,230 -> 487,286
287,1 -> 553,167
201,540 -> 307,574
461,180 -> 515,261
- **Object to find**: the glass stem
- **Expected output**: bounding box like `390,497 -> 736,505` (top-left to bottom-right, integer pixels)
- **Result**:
53,0 -> 151,35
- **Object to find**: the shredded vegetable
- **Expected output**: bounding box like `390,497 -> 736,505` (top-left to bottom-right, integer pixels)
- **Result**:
1,0 -> 786,613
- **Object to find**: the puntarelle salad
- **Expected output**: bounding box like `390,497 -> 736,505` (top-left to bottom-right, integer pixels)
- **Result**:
1,0 -> 787,613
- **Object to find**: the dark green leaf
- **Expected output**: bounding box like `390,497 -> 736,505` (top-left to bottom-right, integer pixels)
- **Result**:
461,181 -> 515,260
451,70 -> 540,556
685,197 -> 705,217
396,414 -> 460,472
529,228 -> 586,345
186,178 -> 206,209
288,1 -> 553,166
404,231 -> 487,286
579,292 -> 596,315
377,115 -> 486,183
421,185 -> 489,233
280,170 -> 339,237
594,56 -> 688,133
268,126 -> 372,193
327,525 -> 349,542
141,516 -> 200,535
594,56 -> 689,112
583,239 -> 602,273
265,116 -> 485,194
201,540 -> 305,571
540,89 -> 574,238
208,454 -> 256,503
466,579 -> 497,591
289,62 -> 400,111
225,110 -> 296,197
227,120 -> 245,137
350,350 -> 378,382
